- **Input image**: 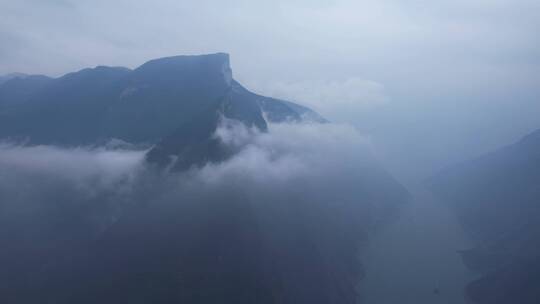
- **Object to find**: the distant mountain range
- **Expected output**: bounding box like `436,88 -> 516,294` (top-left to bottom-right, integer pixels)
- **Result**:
429,129 -> 540,304
0,53 -> 324,170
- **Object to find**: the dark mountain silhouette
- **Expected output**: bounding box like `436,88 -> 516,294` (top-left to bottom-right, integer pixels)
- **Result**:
429,129 -> 540,304
0,53 -> 325,170
0,54 -> 319,147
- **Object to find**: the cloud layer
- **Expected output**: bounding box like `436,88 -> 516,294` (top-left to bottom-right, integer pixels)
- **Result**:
0,121 -> 408,303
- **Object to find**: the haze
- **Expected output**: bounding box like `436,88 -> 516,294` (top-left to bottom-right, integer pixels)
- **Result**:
1,1 -> 539,303
2,0 -> 539,178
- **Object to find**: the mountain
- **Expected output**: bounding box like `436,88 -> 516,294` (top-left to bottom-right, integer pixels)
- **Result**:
0,53 -> 325,170
0,72 -> 30,85
0,53 -> 320,148
429,129 -> 540,304
0,74 -> 52,107
0,53 -> 410,304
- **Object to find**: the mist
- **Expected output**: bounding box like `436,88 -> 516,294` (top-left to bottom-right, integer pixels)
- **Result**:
0,120 -> 396,237
1,1 -> 539,303
2,0 -> 539,180
0,121 -> 411,303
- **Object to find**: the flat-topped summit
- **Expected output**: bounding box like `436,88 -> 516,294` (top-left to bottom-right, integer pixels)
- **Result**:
0,53 -> 322,169
134,53 -> 232,88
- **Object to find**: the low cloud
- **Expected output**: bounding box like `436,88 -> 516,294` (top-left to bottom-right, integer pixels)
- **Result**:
0,121 -> 400,236
0,121 -> 408,303
206,119 -> 375,182
0,143 -> 145,195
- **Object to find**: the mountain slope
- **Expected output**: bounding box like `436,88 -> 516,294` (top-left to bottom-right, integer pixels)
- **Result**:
429,129 -> 540,304
0,74 -> 52,107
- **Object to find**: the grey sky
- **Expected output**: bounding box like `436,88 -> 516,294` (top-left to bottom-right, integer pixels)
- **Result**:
1,0 -> 539,178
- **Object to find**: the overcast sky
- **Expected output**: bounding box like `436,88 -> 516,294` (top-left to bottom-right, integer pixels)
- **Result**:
1,0 -> 539,178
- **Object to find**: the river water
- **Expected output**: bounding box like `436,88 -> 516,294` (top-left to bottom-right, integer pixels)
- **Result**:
360,182 -> 477,304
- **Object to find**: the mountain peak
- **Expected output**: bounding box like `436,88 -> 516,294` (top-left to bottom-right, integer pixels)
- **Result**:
59,65 -> 131,82
520,128 -> 540,148
142,52 -> 230,65
0,72 -> 30,85
0,53 -> 323,151
134,53 -> 232,87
